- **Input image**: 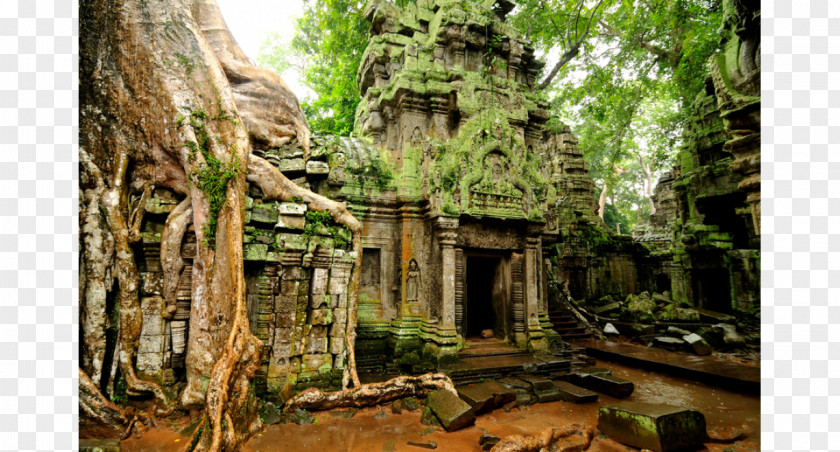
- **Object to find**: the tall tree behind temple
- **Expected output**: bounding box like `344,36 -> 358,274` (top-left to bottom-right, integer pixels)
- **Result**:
259,0 -> 374,135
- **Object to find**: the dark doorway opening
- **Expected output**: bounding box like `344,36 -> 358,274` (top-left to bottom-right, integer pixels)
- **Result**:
655,274 -> 671,294
693,268 -> 732,313
465,256 -> 501,337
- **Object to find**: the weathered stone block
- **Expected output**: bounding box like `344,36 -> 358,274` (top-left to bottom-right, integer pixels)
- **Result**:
309,294 -> 326,309
244,243 -> 269,261
427,389 -> 475,432
329,321 -> 347,338
137,351 -> 164,374
305,337 -> 328,354
654,336 -> 685,351
456,384 -> 494,414
311,268 -> 329,294
278,202 -> 307,215
301,353 -> 330,371
308,308 -> 332,325
594,302 -> 621,315
275,214 -> 305,230
277,158 -> 305,173
275,313 -> 295,328
597,401 -> 707,452
553,381 -> 598,403
306,160 -> 330,175
250,203 -> 279,225
581,374 -> 634,398
519,376 -> 562,403
138,334 -> 165,355
683,333 -> 713,355
329,338 -> 345,355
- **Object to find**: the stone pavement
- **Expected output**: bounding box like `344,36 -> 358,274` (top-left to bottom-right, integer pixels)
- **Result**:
570,339 -> 760,393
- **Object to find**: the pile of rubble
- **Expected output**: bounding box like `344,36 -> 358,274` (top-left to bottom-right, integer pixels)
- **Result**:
575,291 -> 759,358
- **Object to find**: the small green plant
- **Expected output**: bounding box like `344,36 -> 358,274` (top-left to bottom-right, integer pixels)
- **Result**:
111,376 -> 127,405
179,106 -> 243,248
303,210 -> 350,249
290,195 -> 303,203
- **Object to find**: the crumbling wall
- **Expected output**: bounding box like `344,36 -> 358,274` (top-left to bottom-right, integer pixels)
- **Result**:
135,182 -> 357,398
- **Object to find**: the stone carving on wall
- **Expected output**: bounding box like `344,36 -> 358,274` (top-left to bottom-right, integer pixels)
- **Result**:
406,259 -> 421,303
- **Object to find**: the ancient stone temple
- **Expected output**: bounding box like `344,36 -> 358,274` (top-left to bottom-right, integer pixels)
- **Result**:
127,0 -> 759,402
632,0 -> 760,314
337,0 -> 603,360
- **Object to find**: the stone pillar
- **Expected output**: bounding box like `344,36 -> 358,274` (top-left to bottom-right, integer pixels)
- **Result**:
390,206 -> 424,354
431,217 -> 460,357
524,226 -> 549,353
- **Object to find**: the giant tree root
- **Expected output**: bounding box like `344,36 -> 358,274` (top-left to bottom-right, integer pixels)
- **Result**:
283,373 -> 457,412
490,424 -> 594,452
79,368 -> 136,439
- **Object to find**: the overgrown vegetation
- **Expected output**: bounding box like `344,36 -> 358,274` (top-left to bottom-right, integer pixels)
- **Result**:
180,106 -> 242,248
303,210 -> 350,249
346,158 -> 394,190
257,0 -> 725,230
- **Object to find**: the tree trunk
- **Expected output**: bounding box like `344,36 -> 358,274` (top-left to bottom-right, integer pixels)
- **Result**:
633,150 -> 657,215
80,1 -> 365,449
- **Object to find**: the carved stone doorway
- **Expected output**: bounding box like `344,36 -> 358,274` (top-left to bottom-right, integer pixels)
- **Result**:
463,254 -> 510,340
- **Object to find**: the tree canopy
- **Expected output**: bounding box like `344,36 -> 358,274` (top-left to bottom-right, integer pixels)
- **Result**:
257,0 -> 724,229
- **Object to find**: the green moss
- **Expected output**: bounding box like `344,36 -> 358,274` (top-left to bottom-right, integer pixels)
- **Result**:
303,210 -> 351,249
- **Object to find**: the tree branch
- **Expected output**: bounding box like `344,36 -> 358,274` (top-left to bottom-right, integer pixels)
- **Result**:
537,0 -> 605,90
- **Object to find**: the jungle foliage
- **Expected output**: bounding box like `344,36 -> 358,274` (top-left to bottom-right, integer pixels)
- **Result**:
258,0 -> 724,229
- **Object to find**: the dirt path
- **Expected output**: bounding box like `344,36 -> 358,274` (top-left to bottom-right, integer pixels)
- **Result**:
120,359 -> 759,452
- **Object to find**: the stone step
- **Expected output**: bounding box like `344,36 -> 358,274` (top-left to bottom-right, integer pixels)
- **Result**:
558,332 -> 592,340
579,373 -> 635,398
519,375 -> 563,403
553,380 -> 599,403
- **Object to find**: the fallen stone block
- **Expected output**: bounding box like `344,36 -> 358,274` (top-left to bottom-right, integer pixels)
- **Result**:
654,336 -> 685,351
682,333 -> 713,355
597,401 -> 707,452
553,381 -> 599,403
666,326 -> 691,337
520,376 -> 562,403
481,380 -> 517,407
594,302 -> 621,316
581,374 -> 634,398
426,389 -> 476,431
713,323 -> 746,348
603,323 -> 620,335
456,384 -> 494,414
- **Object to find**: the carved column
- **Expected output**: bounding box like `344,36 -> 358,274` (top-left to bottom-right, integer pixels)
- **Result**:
454,248 -> 464,336
435,217 -> 460,347
524,225 -> 548,353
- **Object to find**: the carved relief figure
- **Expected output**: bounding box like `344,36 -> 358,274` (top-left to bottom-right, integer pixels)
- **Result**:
410,126 -> 423,148
406,259 -> 421,302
